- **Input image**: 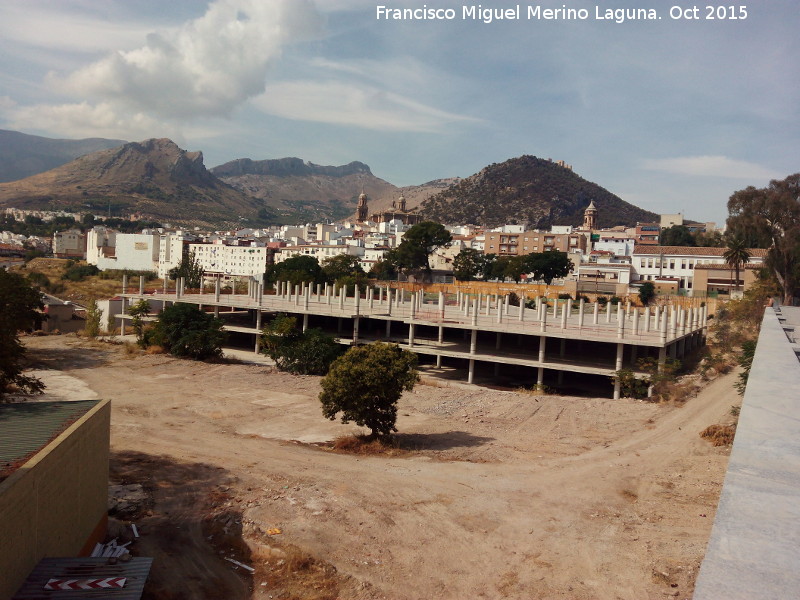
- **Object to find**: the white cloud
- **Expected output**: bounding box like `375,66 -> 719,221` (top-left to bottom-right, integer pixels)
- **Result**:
641,156 -> 782,180
253,80 -> 481,132
44,0 -> 323,120
2,101 -> 172,141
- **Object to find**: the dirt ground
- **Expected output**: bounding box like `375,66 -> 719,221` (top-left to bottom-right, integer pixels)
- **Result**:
21,334 -> 738,600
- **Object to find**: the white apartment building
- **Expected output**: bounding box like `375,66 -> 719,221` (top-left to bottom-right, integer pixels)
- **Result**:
189,240 -> 269,278
87,230 -> 160,272
274,243 -> 364,265
632,245 -> 767,291
157,231 -> 196,279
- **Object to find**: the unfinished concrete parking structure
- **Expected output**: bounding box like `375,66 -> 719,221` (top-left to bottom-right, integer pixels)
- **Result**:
121,276 -> 707,398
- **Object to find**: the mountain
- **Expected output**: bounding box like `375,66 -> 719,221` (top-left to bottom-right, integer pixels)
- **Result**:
420,156 -> 657,228
0,138 -> 267,228
210,157 -> 398,222
0,129 -> 127,183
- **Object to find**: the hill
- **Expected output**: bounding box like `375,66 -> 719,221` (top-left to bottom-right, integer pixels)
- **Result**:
210,157 -> 399,222
0,138 -> 269,228
420,156 -> 657,228
0,129 -> 126,183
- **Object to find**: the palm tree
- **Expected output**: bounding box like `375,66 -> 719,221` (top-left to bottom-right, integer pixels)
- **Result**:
723,237 -> 751,293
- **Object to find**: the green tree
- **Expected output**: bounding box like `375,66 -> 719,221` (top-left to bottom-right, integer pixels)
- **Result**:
368,257 -> 397,281
452,248 -> 485,281
526,251 -> 573,284
168,250 -> 204,289
660,225 -> 697,246
638,281 -> 656,306
727,173 -> 800,304
734,339 -> 757,396
84,297 -> 102,338
319,343 -> 419,437
261,314 -> 341,375
147,303 -> 226,360
395,221 -> 452,281
722,236 -> 752,292
264,255 -> 324,287
127,299 -> 151,346
0,269 -> 45,400
321,254 -> 364,282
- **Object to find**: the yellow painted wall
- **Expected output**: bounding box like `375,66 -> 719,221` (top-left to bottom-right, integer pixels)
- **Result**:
0,399 -> 110,600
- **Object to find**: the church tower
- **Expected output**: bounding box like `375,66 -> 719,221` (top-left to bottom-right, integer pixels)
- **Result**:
356,191 -> 369,222
398,194 -> 407,212
583,200 -> 597,230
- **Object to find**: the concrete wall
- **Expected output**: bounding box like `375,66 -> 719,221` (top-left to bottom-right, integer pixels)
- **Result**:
0,399 -> 111,600
694,307 -> 800,598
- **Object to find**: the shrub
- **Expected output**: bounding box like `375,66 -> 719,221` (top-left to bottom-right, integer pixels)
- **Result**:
146,303 -> 226,360
320,343 -> 418,437
261,314 -> 341,375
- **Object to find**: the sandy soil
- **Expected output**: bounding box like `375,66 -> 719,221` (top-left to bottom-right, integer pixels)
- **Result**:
22,335 -> 737,600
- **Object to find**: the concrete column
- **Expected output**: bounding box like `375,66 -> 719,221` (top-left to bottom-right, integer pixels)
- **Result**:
258,281 -> 264,304
644,306 -> 651,333
519,302 -> 525,322
386,291 -> 393,316
477,294 -> 482,316
578,298 -> 585,328
294,284 -> 300,306
560,338 -> 566,357
606,301 -> 612,323
120,296 -> 127,336
540,304 -> 547,332
613,342 -> 624,400
338,288 -> 345,310
139,275 -> 144,295
436,355 -> 442,368
632,308 -> 640,336
538,335 -> 546,364
504,294 -> 510,317
177,277 -> 184,299
353,316 -> 360,344
303,286 -> 310,311
485,295 -> 491,316
369,287 -> 374,310
408,323 -> 415,347
215,278 -> 221,303
660,310 -> 668,344
163,278 -> 167,295
337,317 -> 343,334
496,332 -> 502,350
253,308 -> 261,354
471,299 -> 478,326
593,301 -> 599,325
214,305 -> 219,317
617,311 -> 625,339
669,342 -> 677,359
658,346 -> 667,372
654,305 -> 661,331
354,286 -> 361,316
537,366 -> 544,386
669,308 -> 677,339
122,274 -> 128,295
470,329 -> 477,354
386,319 -> 391,338
438,326 -> 444,345
560,304 -> 567,329
468,359 -> 475,384
439,291 -> 445,320
679,308 -> 686,336
496,298 -> 503,324
616,302 -> 622,322
302,313 -> 309,333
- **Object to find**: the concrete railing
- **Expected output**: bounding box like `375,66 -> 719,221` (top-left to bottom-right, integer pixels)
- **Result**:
694,306 -> 800,598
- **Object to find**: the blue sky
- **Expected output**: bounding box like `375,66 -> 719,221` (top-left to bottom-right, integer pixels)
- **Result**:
0,0 -> 797,225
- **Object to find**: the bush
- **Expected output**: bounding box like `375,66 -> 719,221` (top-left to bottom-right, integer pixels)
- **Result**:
596,296 -> 609,306
261,314 -> 341,375
62,263 -> 100,281
146,303 -> 226,360
609,295 -> 622,305
320,343 -> 418,437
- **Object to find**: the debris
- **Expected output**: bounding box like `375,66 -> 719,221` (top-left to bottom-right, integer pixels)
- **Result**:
131,523 -> 139,538
267,528 -> 282,535
224,557 -> 255,573
90,539 -> 132,558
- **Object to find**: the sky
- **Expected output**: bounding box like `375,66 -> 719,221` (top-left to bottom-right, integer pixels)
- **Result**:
0,0 -> 797,225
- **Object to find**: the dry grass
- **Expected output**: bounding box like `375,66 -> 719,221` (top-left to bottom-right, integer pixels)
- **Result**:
144,345 -> 166,355
327,434 -> 411,457
700,423 -> 737,446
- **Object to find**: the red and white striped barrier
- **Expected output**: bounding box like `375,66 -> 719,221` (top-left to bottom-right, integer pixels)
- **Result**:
44,577 -> 127,590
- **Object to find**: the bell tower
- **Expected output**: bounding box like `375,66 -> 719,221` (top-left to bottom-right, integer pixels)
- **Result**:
583,200 -> 597,231
356,191 -> 369,222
